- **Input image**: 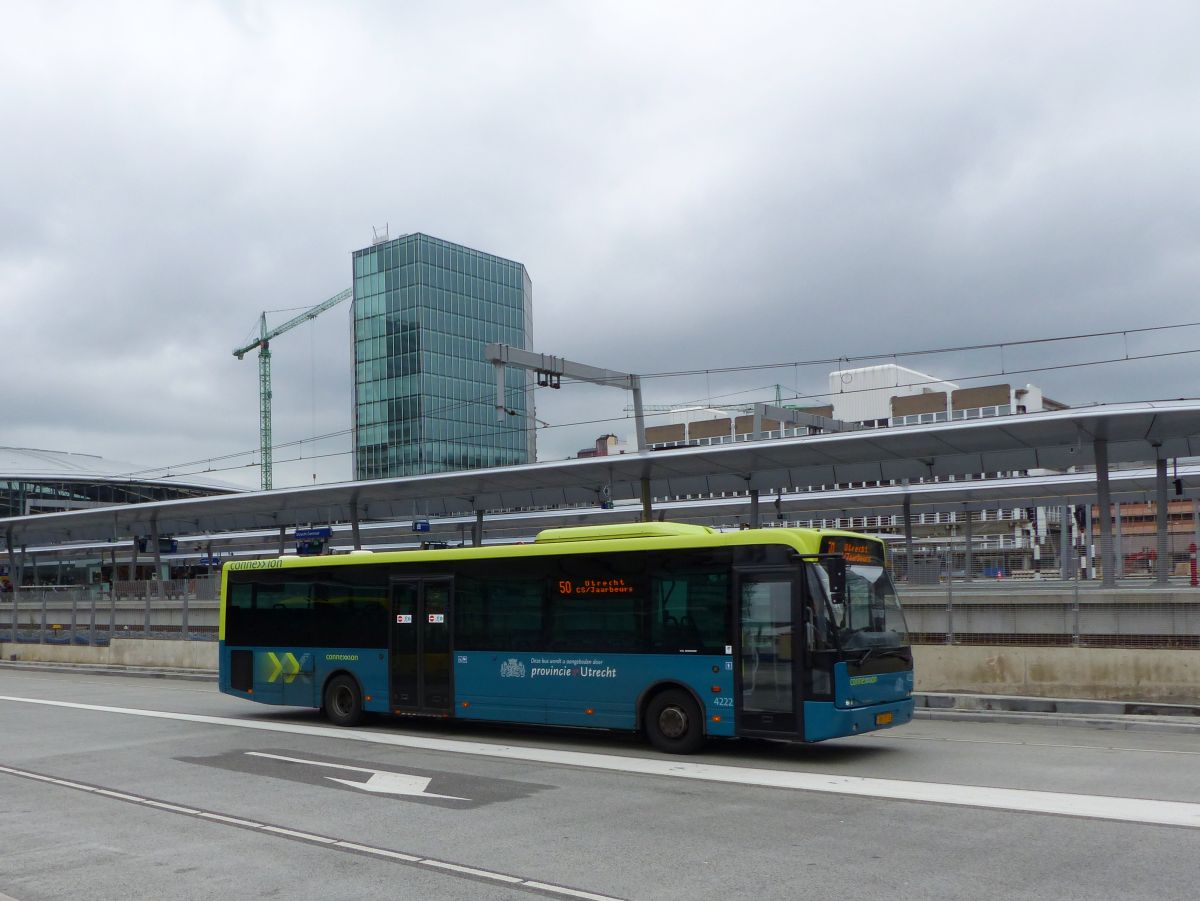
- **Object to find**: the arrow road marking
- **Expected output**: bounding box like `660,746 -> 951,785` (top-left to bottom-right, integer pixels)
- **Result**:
245,751 -> 468,800
327,771 -> 466,799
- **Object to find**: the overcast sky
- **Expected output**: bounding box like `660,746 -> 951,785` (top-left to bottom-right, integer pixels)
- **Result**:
4,1 -> 1199,490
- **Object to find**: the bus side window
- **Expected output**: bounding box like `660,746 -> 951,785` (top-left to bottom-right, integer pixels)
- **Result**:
225,582 -> 255,645
485,577 -> 546,651
651,571 -> 729,653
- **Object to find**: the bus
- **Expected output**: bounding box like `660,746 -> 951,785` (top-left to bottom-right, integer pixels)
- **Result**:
218,522 -> 913,753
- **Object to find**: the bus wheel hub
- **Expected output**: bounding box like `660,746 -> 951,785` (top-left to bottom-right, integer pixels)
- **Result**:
659,706 -> 688,738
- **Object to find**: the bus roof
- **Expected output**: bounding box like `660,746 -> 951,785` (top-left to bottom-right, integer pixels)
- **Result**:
222,523 -> 887,575
534,522 -> 716,543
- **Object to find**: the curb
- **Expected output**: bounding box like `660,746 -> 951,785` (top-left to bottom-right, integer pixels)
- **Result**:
0,660 -> 216,683
915,707 -> 1200,735
915,691 -> 1200,717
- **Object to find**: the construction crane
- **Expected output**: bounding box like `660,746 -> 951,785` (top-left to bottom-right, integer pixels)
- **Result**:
233,287 -> 353,491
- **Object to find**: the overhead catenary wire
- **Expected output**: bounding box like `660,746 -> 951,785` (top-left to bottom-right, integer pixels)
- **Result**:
136,343 -> 1200,482
128,319 -> 1200,482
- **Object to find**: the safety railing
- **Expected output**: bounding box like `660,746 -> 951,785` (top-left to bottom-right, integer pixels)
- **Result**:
1,580 -> 219,645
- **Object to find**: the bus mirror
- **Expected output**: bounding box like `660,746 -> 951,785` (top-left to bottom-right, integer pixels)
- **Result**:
827,558 -> 846,605
805,620 -> 816,653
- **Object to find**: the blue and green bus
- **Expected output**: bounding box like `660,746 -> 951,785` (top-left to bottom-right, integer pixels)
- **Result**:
218,522 -> 913,753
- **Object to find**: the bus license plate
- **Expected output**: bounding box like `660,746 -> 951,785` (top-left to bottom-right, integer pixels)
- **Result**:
875,712 -> 893,725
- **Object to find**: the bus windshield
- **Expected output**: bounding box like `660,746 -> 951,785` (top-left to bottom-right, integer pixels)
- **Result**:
834,563 -> 908,650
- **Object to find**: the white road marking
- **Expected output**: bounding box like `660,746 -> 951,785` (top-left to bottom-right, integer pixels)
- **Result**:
0,761 -> 625,901
2,694 -> 1199,829
333,841 -> 420,862
421,859 -> 525,883
245,750 -> 469,800
879,732 -> 1200,756
523,883 -> 628,901
259,825 -> 337,843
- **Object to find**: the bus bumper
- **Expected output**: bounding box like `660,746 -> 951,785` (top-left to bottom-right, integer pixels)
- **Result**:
802,698 -> 915,742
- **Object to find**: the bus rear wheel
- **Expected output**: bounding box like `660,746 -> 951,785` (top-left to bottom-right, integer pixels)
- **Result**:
645,689 -> 705,754
324,675 -> 364,727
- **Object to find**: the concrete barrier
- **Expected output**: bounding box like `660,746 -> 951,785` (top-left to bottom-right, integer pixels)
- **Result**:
0,638 -> 217,672
914,645 -> 1200,704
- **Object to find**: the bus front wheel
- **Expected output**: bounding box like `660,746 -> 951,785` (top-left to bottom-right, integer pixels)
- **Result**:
645,689 -> 705,754
324,675 -> 364,727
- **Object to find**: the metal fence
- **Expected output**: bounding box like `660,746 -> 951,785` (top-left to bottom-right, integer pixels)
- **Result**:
1,579 -> 219,645
894,543 -> 1200,648
891,539 -> 1197,586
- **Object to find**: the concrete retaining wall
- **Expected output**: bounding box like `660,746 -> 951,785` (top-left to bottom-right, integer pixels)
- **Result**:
914,645 -> 1200,704
1,638 -> 217,672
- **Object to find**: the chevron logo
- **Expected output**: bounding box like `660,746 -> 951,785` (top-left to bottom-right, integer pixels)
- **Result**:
264,651 -> 302,684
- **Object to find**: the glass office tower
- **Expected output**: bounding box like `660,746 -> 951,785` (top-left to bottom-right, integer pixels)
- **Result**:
352,233 -> 535,479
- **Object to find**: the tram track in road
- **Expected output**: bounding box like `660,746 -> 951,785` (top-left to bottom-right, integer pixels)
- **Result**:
0,761 -> 625,901
3,693 -> 1200,829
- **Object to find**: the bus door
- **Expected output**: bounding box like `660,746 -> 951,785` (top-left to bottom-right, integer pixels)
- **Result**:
735,571 -> 801,738
389,577 -> 453,714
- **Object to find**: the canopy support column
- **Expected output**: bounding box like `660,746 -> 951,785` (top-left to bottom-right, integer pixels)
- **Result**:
151,516 -> 165,603
1113,502 -> 1123,581
1157,457 -> 1170,584
1095,438 -> 1114,587
350,498 -> 361,550
1084,505 -> 1094,580
473,511 -> 484,547
749,489 -> 760,528
5,528 -> 14,642
641,478 -> 652,522
963,507 -> 973,582
902,496 -> 914,582
1060,504 -> 1071,581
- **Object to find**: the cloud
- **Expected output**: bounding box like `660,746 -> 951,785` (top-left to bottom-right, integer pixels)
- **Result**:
2,1 -> 1199,482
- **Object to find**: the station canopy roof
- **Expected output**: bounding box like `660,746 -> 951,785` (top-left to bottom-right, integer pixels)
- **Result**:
4,400 -> 1200,547
0,446 -> 241,493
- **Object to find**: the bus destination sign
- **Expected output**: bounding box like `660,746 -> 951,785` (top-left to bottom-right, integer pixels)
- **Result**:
820,536 -> 884,565
556,577 -> 635,596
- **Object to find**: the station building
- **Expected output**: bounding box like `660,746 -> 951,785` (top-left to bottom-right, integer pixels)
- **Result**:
643,365 -> 1067,446
351,233 -> 535,479
0,446 -> 241,587
0,447 -> 239,519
